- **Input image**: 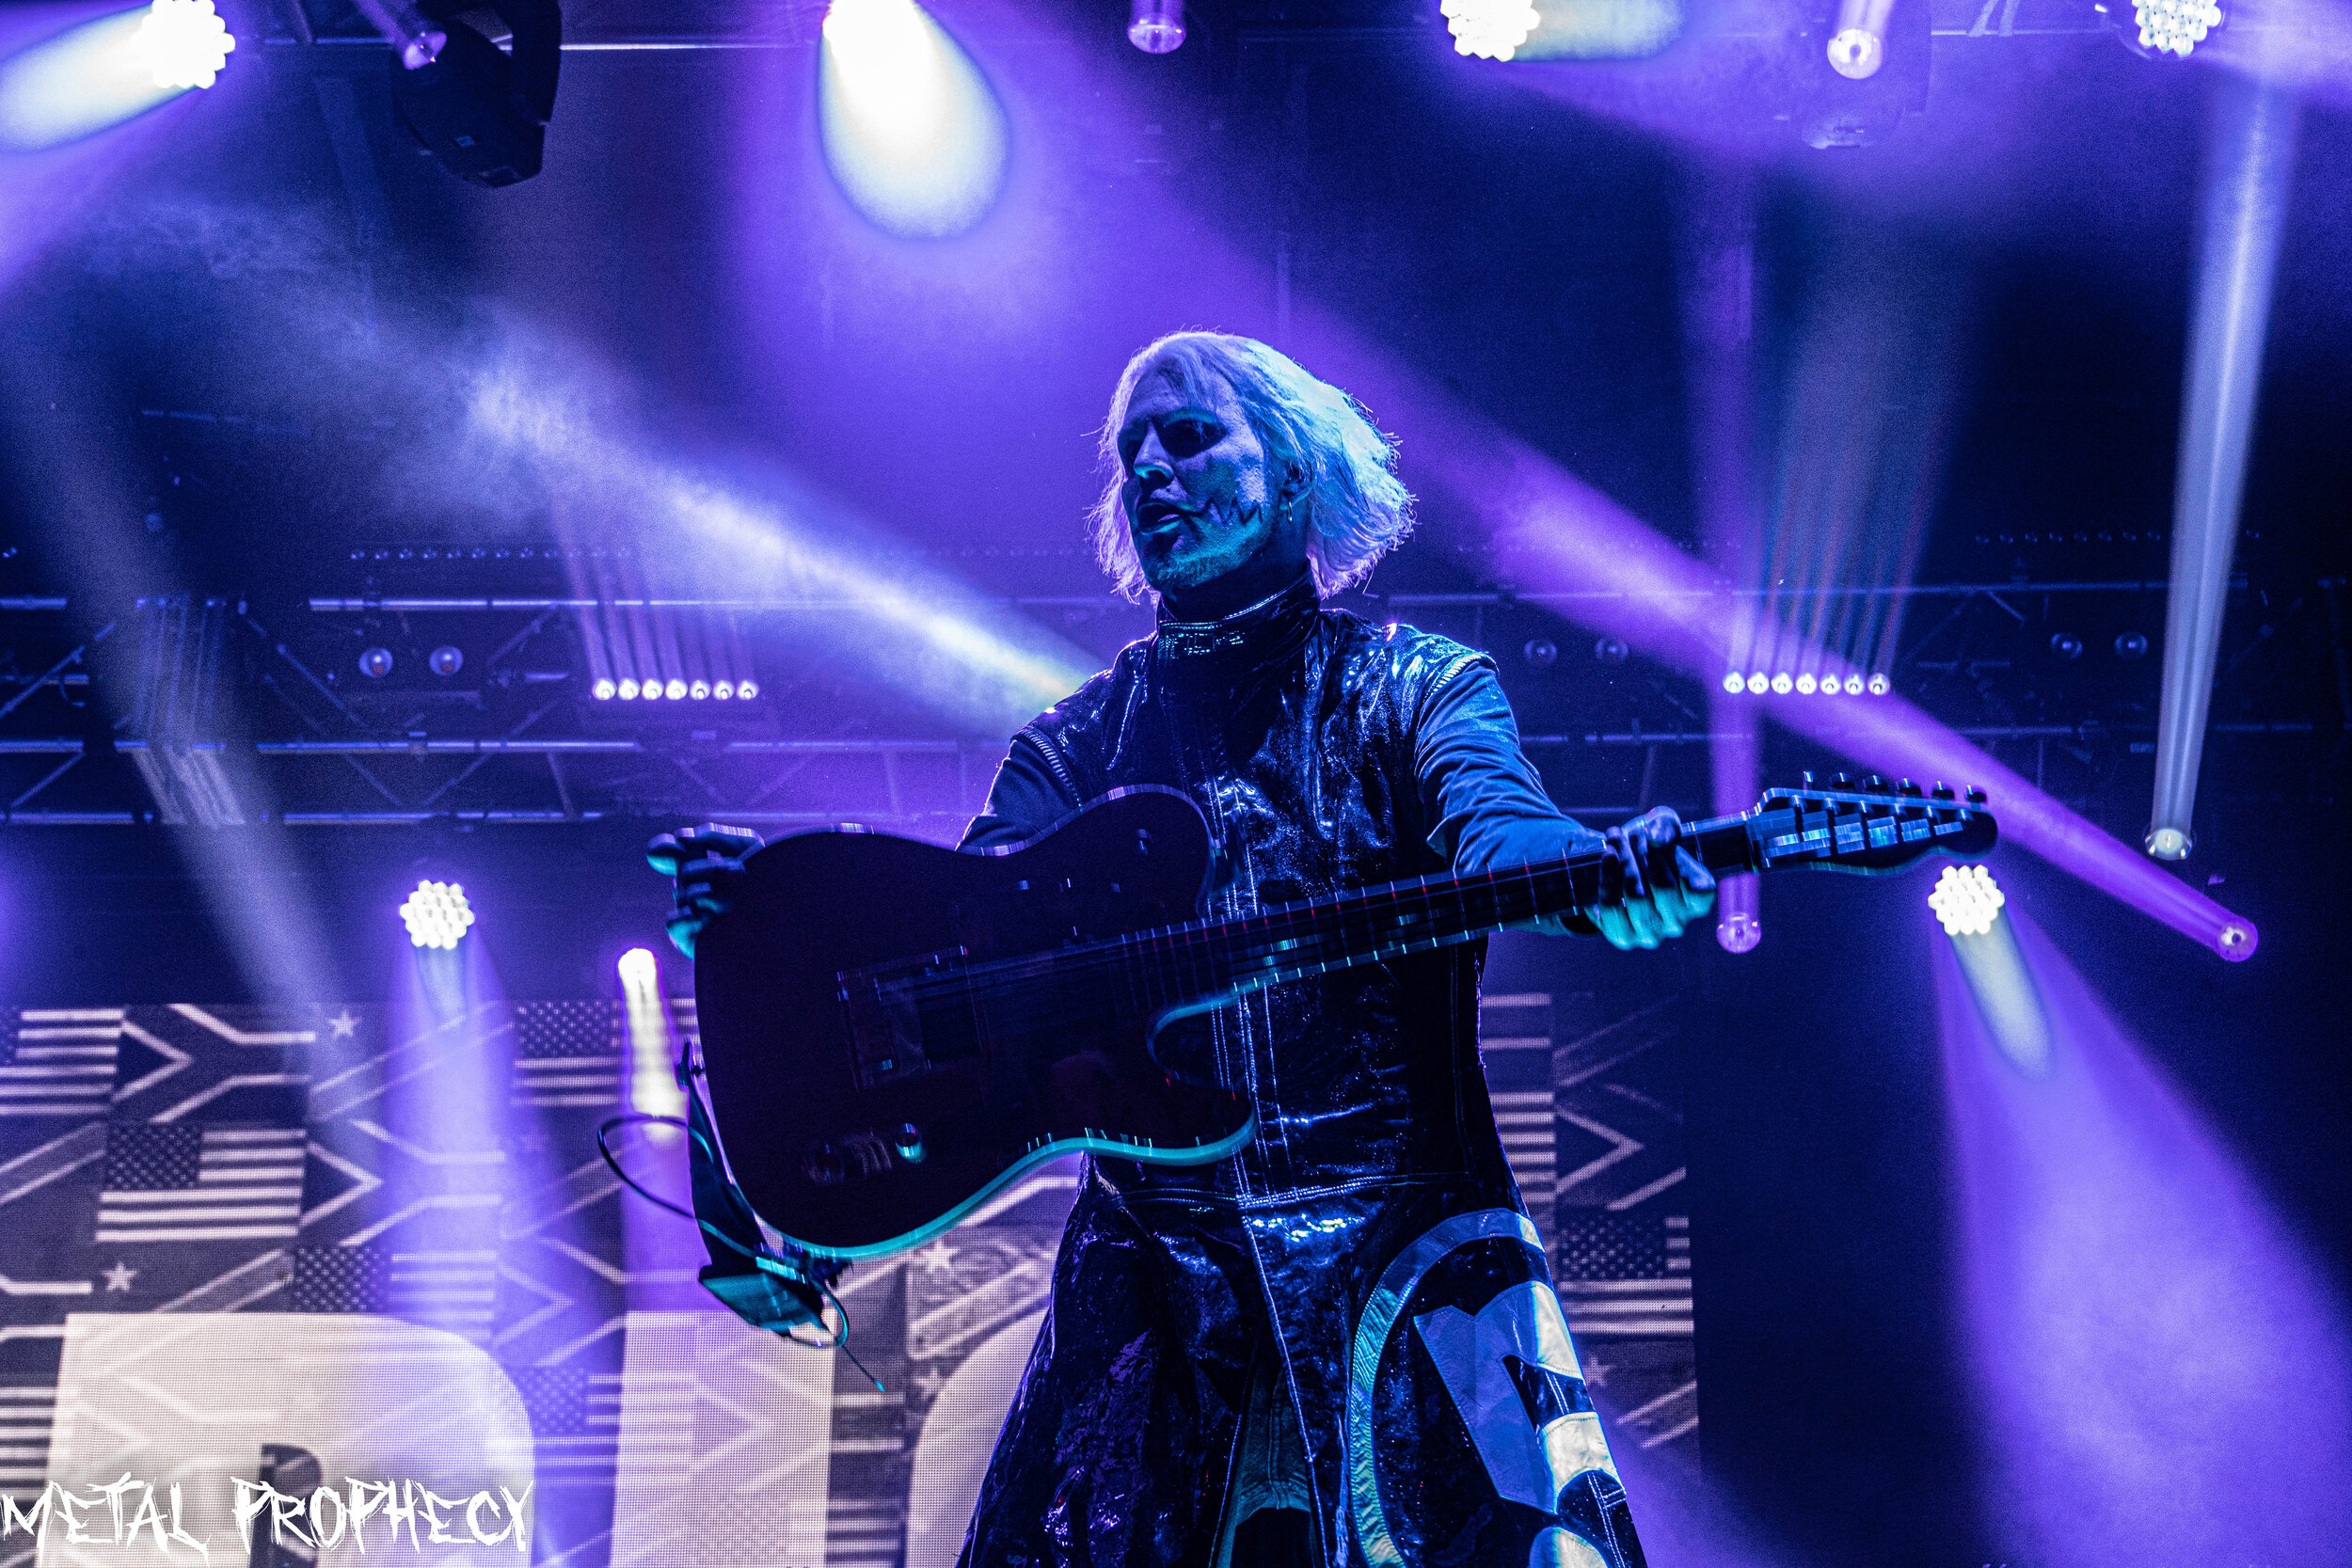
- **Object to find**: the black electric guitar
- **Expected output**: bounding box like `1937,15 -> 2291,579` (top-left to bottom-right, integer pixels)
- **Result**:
693,776 -> 1994,1258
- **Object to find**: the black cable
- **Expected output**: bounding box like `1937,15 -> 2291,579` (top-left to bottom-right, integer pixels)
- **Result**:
596,1113 -> 855,1357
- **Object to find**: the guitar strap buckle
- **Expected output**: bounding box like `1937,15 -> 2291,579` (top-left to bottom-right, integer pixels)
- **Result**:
681,1052 -> 848,1340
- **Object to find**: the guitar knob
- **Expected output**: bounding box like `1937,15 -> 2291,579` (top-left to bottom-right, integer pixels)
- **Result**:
893,1123 -> 927,1164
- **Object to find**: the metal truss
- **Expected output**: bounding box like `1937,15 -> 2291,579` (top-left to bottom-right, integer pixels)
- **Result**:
0,578 -> 2335,830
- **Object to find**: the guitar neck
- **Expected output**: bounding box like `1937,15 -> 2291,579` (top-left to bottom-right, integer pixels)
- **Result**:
1106,784 -> 1990,1012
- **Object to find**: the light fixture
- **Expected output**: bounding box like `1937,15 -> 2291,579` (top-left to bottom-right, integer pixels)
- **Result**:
133,0 -> 234,90
593,677 -> 617,700
1771,673 -> 1793,695
429,645 -> 464,677
617,678 -> 640,700
360,647 -> 394,678
2051,633 -> 2084,660
2133,0 -> 2219,55
820,0 -> 1009,239
1826,0 -> 1893,76
1440,0 -> 1542,59
1843,673 -> 1865,695
1796,673 -> 1818,694
1746,672 -> 1769,694
400,879 -> 477,949
1594,637 -> 1629,665
1722,672 -> 1745,694
713,681 -> 735,701
664,678 -> 687,700
1929,863 -> 2005,938
736,679 -> 760,701
2146,825 -> 2191,861
689,679 -> 710,700
1127,0 -> 1184,53
2116,632 -> 2150,660
1867,672 -> 1891,696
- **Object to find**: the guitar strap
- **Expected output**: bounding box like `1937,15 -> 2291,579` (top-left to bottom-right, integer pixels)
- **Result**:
681,1054 -> 846,1338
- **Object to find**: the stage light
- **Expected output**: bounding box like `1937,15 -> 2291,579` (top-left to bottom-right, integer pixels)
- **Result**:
1867,672 -> 1890,696
1721,672 -> 1744,694
819,0 -> 1008,239
1127,0 -> 1184,53
593,677 -> 617,700
2115,631 -> 2149,659
429,645 -> 464,676
1826,0 -> 1893,76
2133,0 -> 2219,55
388,0 -> 562,188
1745,672 -> 1768,694
1843,673 -> 1865,695
617,678 -> 640,700
618,944 -> 685,1138
360,646 -> 394,678
689,679 -> 710,700
400,879 -> 476,949
1441,0 -> 1542,58
2051,633 -> 2084,660
1929,863 -> 2004,938
640,680 -> 662,701
736,678 -> 760,701
663,678 -> 687,700
713,680 -> 735,700
1770,673 -> 1791,694
1523,638 -> 1559,669
135,0 -> 233,89
0,1 -> 230,153
617,945 -> 658,990
2151,78 -> 2296,865
1796,673 -> 1818,695
1594,637 -> 1629,665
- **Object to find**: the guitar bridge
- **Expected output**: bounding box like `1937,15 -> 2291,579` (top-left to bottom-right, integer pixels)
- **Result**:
837,947 -> 972,1087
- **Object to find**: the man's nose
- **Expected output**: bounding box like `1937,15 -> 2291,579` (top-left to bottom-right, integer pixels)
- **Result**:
1133,427 -> 1175,485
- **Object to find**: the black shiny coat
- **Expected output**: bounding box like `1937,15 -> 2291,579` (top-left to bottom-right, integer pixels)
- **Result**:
955,577 -> 1625,1567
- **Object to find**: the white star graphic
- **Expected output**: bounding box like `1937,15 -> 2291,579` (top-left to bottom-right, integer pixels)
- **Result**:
326,1010 -> 358,1038
1581,1354 -> 1610,1388
102,1261 -> 137,1293
915,1239 -> 957,1275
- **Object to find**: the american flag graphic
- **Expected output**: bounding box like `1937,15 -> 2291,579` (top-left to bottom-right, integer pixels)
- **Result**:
95,1122 -> 306,1243
0,1008 -> 123,1118
1554,1209 -> 1693,1338
512,1002 -> 619,1109
388,1248 -> 500,1340
1491,1088 -> 1556,1216
0,1385 -> 54,1495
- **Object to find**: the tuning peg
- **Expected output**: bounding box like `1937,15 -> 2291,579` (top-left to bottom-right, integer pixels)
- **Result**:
1863,774 -> 1888,792
1931,783 -> 1955,801
1966,787 -> 1988,806
1899,779 -> 1923,797
1801,770 -> 1817,787
1832,772 -> 1853,787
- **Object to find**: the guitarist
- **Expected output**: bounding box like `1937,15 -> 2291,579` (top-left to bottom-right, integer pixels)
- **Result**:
662,332 -> 1713,1568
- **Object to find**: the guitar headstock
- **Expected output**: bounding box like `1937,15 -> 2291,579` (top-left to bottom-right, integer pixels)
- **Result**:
1743,773 -> 1997,876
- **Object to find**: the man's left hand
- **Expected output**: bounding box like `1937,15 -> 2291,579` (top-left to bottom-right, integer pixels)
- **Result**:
1587,806 -> 1717,951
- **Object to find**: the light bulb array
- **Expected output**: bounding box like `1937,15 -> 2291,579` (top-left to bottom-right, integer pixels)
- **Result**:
2134,0 -> 2218,55
1440,0 -> 1541,58
1720,671 -> 1892,697
1928,863 -> 2005,938
400,880 -> 477,950
591,677 -> 759,702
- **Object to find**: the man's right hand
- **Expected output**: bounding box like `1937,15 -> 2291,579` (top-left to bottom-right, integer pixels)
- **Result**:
646,824 -> 767,959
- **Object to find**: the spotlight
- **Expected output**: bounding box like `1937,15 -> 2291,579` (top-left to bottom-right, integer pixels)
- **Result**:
2146,825 -> 2191,861
820,0 -> 1008,239
2131,0 -> 2220,55
359,647 -> 394,678
429,645 -> 464,677
2051,633 -> 2084,660
617,945 -> 659,990
1440,0 -> 1541,59
134,0 -> 234,90
640,680 -> 662,701
713,681 -> 735,700
2115,631 -> 2150,660
593,677 -> 617,701
388,0 -> 562,188
1523,638 -> 1560,669
617,678 -> 640,700
400,879 -> 476,949
1767,673 -> 1789,694
1929,863 -> 2005,938
1127,0 -> 1184,53
1796,673 -> 1818,695
1843,673 -> 1865,695
1594,636 -> 1629,665
736,679 -> 760,701
663,678 -> 687,700
689,679 -> 710,700
1867,672 -> 1891,696
1820,680 -> 1840,701
1826,0 -> 1893,77
1721,672 -> 1745,694
1746,672 -> 1769,694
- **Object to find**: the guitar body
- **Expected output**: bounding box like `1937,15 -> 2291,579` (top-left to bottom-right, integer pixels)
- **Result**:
694,786 -> 1250,1257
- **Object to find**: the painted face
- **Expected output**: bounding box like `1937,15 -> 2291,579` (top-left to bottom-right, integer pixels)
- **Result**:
1116,362 -> 1291,599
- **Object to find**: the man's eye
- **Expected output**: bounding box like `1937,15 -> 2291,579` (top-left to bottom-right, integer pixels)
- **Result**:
1163,420 -> 1218,458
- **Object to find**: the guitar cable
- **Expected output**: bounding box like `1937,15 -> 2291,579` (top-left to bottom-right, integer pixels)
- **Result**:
596,1077 -> 884,1392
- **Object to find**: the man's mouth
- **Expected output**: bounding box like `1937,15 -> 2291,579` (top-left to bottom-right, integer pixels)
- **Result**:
1136,501 -> 1190,538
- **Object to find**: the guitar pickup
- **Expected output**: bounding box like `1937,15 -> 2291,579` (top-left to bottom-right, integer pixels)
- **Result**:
837,947 -> 973,1088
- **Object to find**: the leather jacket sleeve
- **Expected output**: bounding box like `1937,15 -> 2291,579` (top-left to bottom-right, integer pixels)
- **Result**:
1416,658 -> 1609,937
960,733 -> 1074,850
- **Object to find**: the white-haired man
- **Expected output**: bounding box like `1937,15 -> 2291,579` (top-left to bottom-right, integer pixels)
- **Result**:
666,333 -> 1709,1568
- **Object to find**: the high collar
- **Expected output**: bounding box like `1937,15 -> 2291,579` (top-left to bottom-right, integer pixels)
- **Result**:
1152,569 -> 1321,686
